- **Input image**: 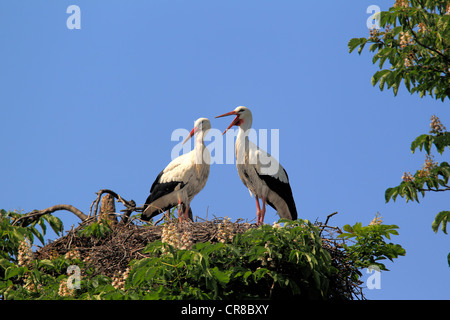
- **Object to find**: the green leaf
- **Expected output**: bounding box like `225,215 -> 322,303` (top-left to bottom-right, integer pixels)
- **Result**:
411,134 -> 433,154
5,266 -> 26,279
432,133 -> 450,155
343,224 -> 353,233
37,218 -> 47,235
29,226 -> 45,245
243,270 -> 252,282
38,259 -> 54,269
348,38 -> 367,54
211,267 -> 230,285
358,40 -> 367,55
371,69 -> 391,87
432,211 -> 450,234
44,215 -> 64,236
253,268 -> 269,281
385,187 -> 400,203
313,270 -> 321,288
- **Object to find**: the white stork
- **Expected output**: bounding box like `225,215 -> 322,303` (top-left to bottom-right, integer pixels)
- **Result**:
142,118 -> 211,222
215,106 -> 297,226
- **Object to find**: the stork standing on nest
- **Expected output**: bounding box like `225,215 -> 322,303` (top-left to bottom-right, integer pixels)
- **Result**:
142,118 -> 211,222
216,106 -> 297,226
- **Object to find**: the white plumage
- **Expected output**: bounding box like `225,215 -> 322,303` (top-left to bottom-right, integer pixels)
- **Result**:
216,106 -> 297,226
142,118 -> 211,222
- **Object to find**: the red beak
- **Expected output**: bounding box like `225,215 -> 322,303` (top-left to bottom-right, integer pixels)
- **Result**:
182,127 -> 197,145
215,111 -> 241,135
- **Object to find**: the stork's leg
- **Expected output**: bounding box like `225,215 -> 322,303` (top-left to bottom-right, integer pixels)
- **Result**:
260,196 -> 267,225
177,199 -> 183,222
183,204 -> 190,221
255,197 -> 262,226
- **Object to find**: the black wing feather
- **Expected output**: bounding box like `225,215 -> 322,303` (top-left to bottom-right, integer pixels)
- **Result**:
149,170 -> 164,193
142,170 -> 187,220
256,169 -> 298,220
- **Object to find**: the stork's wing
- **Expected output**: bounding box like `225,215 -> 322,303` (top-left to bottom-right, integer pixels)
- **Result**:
156,152 -> 193,185
145,152 -> 192,207
256,168 -> 297,220
251,143 -> 288,183
252,146 -> 297,220
145,172 -> 186,206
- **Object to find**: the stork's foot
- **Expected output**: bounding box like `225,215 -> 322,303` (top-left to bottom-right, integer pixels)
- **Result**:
256,197 -> 267,226
256,209 -> 266,226
178,205 -> 191,223
178,214 -> 187,223
256,210 -> 263,226
260,209 -> 266,226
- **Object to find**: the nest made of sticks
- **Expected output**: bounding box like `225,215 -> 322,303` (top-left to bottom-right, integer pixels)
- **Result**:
34,216 -> 363,300
34,217 -> 255,277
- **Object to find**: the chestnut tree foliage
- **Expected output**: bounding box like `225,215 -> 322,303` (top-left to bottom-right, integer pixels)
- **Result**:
349,0 -> 450,265
349,0 -> 449,100
0,210 -> 405,300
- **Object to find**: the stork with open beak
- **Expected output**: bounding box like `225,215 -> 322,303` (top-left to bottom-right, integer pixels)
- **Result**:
142,118 -> 211,222
215,106 -> 297,226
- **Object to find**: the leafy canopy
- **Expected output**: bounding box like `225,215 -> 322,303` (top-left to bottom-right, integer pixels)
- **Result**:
349,0 -> 450,101
349,0 -> 450,267
0,213 -> 405,300
384,116 -> 450,265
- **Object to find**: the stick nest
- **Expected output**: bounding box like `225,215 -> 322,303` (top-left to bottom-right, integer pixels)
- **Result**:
35,218 -> 255,277
34,217 -> 363,300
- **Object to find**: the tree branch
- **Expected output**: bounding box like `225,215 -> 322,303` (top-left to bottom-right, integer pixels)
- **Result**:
319,212 -> 340,237
14,204 -> 88,227
89,189 -> 141,223
418,186 -> 450,193
13,189 -> 143,229
404,16 -> 450,64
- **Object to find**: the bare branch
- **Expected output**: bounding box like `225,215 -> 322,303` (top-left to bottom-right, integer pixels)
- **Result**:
14,204 -> 88,227
324,212 -> 338,226
89,189 -> 141,223
319,212 -> 339,237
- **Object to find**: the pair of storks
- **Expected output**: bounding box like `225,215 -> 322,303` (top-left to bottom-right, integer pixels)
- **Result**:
142,106 -> 297,226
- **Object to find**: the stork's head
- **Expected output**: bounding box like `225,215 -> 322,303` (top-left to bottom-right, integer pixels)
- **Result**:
215,106 -> 252,135
183,117 -> 211,144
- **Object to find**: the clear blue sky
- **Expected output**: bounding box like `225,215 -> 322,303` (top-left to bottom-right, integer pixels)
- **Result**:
1,0 -> 448,299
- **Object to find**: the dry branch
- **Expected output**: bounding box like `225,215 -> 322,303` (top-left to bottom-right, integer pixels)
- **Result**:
14,204 -> 88,227
14,188 -> 140,228
89,189 -> 139,223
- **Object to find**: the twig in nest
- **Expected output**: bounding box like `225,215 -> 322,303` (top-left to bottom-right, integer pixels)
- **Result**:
324,211 -> 338,225
319,212 -> 339,237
